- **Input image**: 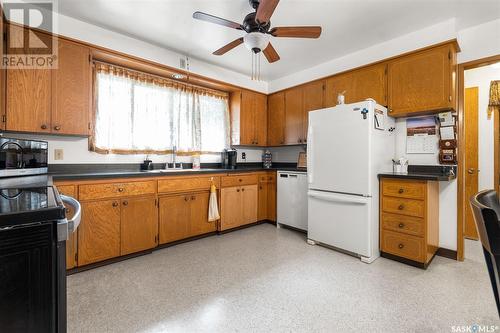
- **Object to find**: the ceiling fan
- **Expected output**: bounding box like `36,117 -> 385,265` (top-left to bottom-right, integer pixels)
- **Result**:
193,0 -> 322,63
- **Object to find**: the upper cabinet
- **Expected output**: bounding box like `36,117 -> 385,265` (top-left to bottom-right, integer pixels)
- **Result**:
267,92 -> 285,146
302,80 -> 325,143
284,87 -> 304,145
387,43 -> 457,117
4,29 -> 91,136
52,39 -> 91,135
230,90 -> 267,146
325,63 -> 387,107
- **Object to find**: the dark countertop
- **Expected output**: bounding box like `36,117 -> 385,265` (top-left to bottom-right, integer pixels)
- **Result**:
49,163 -> 305,181
378,165 -> 456,182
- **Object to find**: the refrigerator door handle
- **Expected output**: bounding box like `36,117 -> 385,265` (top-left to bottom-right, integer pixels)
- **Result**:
307,125 -> 313,184
308,191 -> 368,205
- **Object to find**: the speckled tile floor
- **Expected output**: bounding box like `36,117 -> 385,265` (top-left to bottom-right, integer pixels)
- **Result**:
68,224 -> 499,332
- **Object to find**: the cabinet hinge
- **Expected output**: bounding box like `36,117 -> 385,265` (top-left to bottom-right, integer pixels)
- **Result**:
385,65 -> 388,75
75,252 -> 78,262
449,95 -> 452,102
89,54 -> 91,63
2,31 -> 6,42
1,115 -> 6,123
154,199 -> 158,207
448,51 -> 451,60
87,122 -> 91,130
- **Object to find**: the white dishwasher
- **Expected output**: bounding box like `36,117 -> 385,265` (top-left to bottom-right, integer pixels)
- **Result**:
277,171 -> 308,231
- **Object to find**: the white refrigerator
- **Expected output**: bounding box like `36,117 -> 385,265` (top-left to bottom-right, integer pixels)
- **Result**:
306,101 -> 395,263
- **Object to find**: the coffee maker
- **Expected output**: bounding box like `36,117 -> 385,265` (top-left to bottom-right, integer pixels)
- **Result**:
221,149 -> 237,169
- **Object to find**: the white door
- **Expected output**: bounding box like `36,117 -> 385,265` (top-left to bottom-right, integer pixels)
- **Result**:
307,103 -> 372,196
307,190 -> 372,257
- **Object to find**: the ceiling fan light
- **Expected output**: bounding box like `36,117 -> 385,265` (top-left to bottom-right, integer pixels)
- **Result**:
243,32 -> 269,52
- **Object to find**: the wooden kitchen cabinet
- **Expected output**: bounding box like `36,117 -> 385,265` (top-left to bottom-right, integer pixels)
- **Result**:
78,199 -> 121,266
387,43 -> 457,116
55,184 -> 78,269
120,196 -> 158,255
302,80 -> 325,143
52,39 -> 91,135
267,92 -> 286,146
258,172 -> 277,221
284,87 -> 304,144
220,184 -> 258,231
325,63 -> 387,107
158,191 -> 216,244
231,90 -> 267,146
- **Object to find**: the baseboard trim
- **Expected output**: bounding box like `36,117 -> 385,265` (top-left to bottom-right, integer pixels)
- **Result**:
436,247 -> 458,260
380,252 -> 428,269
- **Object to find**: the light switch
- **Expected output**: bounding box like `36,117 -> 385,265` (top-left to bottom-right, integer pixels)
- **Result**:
54,149 -> 64,160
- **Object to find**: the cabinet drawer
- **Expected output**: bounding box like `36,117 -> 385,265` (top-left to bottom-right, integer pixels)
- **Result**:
382,179 -> 425,199
382,196 -> 425,218
222,174 -> 258,187
79,180 -> 156,200
381,230 -> 425,262
158,175 -> 220,194
381,213 -> 424,237
259,173 -> 276,183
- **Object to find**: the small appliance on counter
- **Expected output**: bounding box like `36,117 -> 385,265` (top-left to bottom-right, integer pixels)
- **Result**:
221,149 -> 237,169
140,156 -> 153,170
0,137 -> 80,332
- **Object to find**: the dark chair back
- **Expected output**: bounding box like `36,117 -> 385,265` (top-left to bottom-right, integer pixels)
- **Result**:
470,189 -> 500,317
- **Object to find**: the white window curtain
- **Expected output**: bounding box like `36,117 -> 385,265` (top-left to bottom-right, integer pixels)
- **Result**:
91,63 -> 230,155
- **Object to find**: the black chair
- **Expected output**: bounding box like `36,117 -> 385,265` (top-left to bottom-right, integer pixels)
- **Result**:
470,189 -> 500,317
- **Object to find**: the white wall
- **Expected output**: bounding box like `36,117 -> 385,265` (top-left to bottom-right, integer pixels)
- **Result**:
464,64 -> 500,191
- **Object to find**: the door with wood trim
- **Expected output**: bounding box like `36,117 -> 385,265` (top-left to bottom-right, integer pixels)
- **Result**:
464,87 -> 479,240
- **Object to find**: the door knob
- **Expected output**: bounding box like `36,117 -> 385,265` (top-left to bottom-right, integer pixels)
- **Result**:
467,168 -> 476,174
54,125 -> 61,131
112,202 -> 118,207
41,124 -> 47,130
122,201 -> 128,206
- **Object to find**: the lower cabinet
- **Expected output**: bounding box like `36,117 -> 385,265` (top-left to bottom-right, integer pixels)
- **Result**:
120,196 -> 158,255
220,185 -> 258,231
257,172 -> 277,222
158,191 -> 216,244
78,200 -> 121,266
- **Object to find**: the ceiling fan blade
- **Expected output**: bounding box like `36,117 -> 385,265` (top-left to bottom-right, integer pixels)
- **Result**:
270,26 -> 322,38
213,38 -> 244,55
263,43 -> 280,63
193,11 -> 243,30
256,0 -> 280,24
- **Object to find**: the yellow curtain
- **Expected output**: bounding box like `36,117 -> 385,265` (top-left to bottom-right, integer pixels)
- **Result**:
489,80 -> 500,118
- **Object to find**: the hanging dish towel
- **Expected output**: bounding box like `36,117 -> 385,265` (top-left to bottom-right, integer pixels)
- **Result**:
208,182 -> 220,222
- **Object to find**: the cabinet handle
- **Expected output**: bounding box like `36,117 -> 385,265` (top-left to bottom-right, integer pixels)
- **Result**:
298,138 -> 302,143
242,188 -> 245,192
398,243 -> 404,249
398,188 -> 404,194
118,188 -> 124,192
388,109 -> 393,113
239,179 -> 242,182
41,124 -> 47,130
123,200 -> 128,206
236,189 -> 240,192
191,196 -> 195,201
260,186 -> 263,190
398,204 -> 405,210
184,196 -> 189,201
398,223 -> 405,228
54,125 -> 61,131
112,202 -> 118,207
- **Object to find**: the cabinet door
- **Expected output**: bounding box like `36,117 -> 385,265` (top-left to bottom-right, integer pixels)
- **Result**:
220,187 -> 242,231
388,44 -> 453,116
52,39 -> 90,135
325,64 -> 387,107
254,93 -> 268,146
258,182 -> 268,221
267,92 -> 285,146
241,185 -> 258,225
159,195 -> 190,244
284,87 -> 304,144
267,180 -> 277,222
120,196 -> 158,255
302,80 -> 325,143
5,25 -> 51,133
6,68 -> 51,133
189,192 -> 216,237
56,184 -> 78,269
240,91 -> 255,145
78,200 -> 121,266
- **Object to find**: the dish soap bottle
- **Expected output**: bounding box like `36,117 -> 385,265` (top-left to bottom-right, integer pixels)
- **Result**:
262,150 -> 272,169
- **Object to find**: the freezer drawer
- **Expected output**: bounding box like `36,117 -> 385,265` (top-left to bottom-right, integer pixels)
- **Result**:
307,190 -> 373,258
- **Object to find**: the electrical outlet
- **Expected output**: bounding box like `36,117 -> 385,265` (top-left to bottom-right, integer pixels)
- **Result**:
54,149 -> 64,160
241,152 -> 246,160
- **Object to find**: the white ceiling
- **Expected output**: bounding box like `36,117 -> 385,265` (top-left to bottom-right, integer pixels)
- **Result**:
57,0 -> 500,81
